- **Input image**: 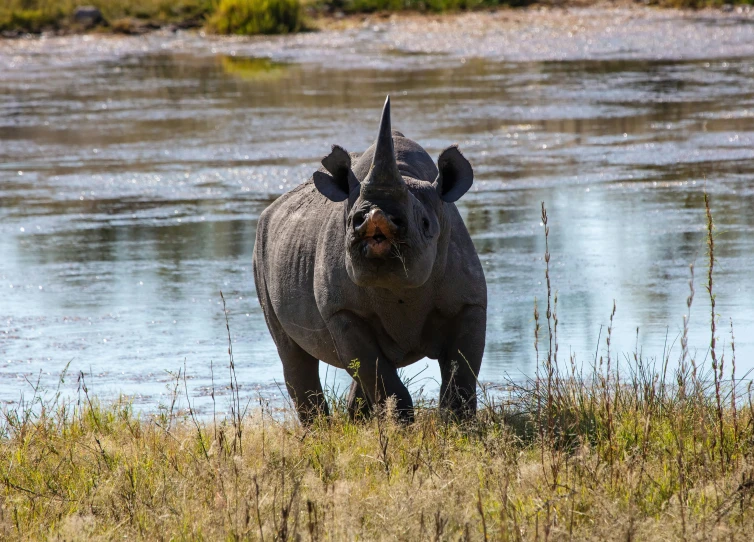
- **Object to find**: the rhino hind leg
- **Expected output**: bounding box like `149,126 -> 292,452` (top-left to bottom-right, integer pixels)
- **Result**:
439,305 -> 486,420
346,380 -> 373,421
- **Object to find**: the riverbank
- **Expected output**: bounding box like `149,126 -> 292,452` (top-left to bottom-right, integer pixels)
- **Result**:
4,4 -> 754,68
1,0 -> 752,37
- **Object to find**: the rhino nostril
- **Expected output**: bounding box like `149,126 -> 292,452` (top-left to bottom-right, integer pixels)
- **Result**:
353,213 -> 365,230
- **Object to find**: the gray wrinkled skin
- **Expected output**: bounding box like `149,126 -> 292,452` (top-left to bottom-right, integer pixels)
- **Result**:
253,97 -> 487,424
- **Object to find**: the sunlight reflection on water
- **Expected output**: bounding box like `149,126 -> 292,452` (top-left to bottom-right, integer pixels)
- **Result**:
1,29 -> 753,414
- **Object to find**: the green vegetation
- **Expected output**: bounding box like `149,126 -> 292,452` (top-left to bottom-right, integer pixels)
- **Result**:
0,7 -> 62,34
0,0 -> 214,34
2,197 -> 752,540
0,0 -> 298,35
207,0 -> 303,34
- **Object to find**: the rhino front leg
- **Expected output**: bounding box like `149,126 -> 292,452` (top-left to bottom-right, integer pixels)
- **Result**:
267,315 -> 328,424
439,305 -> 486,419
280,344 -> 328,425
328,311 -> 414,422
346,380 -> 373,421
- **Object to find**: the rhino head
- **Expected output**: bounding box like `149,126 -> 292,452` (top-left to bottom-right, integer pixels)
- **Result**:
313,96 -> 474,290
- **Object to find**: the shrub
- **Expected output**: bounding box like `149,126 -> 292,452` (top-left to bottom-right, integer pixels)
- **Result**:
0,8 -> 63,33
207,0 -> 303,35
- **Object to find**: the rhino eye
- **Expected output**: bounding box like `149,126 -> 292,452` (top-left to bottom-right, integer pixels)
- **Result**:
422,217 -> 430,231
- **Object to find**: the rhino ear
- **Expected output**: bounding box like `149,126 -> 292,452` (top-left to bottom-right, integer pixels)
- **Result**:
433,145 -> 473,203
313,145 -> 359,202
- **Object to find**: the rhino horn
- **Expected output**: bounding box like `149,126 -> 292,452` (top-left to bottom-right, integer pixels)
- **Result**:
362,96 -> 406,198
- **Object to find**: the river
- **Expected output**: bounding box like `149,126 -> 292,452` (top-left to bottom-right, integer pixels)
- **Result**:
1,8 -> 753,413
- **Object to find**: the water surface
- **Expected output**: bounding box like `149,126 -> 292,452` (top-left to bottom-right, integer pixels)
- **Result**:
2,11 -> 754,412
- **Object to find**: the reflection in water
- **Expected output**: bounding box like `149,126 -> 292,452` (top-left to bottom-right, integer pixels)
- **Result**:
221,56 -> 290,82
1,47 -> 753,413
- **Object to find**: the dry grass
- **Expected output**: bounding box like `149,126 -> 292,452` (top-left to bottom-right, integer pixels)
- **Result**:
2,197 -> 753,540
2,373 -> 753,540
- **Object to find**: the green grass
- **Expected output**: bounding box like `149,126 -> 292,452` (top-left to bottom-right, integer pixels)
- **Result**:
2,196 -> 752,540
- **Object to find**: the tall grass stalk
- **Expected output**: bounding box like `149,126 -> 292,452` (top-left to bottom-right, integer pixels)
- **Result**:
705,192 -> 726,470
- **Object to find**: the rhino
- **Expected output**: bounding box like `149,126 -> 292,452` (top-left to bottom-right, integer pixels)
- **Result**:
253,97 -> 487,423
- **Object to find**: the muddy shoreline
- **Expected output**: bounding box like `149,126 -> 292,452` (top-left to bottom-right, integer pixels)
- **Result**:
3,5 -> 754,72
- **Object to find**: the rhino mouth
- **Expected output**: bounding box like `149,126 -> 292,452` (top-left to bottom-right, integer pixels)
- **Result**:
362,228 -> 393,259
353,208 -> 400,260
